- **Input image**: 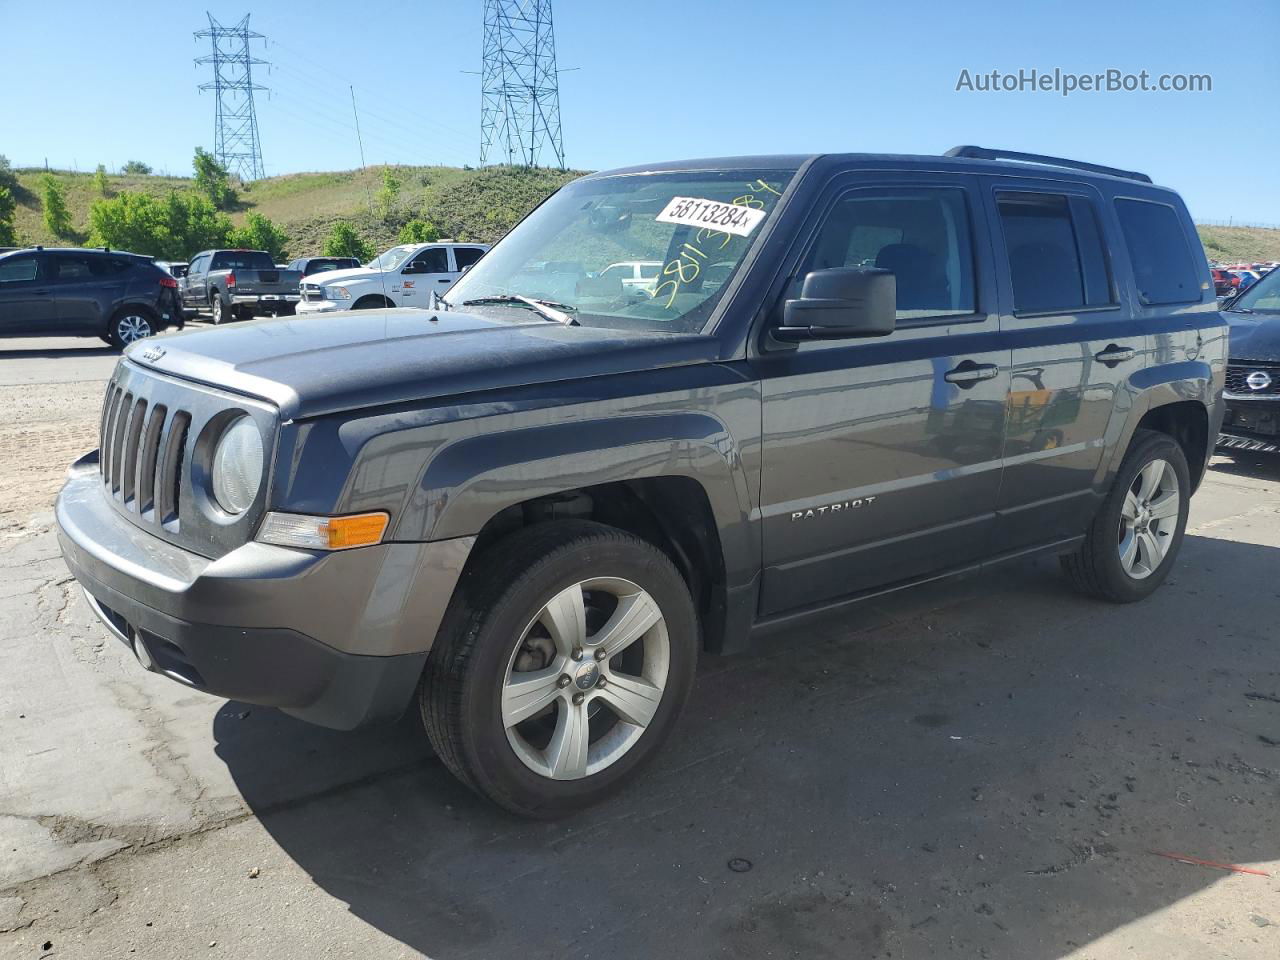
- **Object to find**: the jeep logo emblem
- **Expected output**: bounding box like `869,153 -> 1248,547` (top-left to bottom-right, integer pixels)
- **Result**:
1246,371 -> 1272,391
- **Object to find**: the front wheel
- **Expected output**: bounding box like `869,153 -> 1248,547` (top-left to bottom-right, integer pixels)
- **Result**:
1061,429 -> 1191,602
421,520 -> 698,818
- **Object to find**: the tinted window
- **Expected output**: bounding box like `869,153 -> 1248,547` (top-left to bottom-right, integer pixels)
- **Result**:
407,248 -> 449,273
0,256 -> 39,283
303,258 -> 357,275
211,251 -> 275,271
800,187 -> 976,320
998,193 -> 1114,313
50,254 -> 133,282
453,247 -> 485,270
1114,198 -> 1201,305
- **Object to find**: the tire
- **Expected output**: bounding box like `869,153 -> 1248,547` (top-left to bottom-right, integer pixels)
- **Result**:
210,294 -> 225,325
421,520 -> 698,818
1061,429 -> 1192,603
107,309 -> 156,350
352,295 -> 391,310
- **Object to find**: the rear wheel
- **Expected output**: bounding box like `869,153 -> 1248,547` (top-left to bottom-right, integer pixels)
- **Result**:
421,520 -> 698,818
210,294 -> 225,325
1061,429 -> 1191,602
107,310 -> 155,350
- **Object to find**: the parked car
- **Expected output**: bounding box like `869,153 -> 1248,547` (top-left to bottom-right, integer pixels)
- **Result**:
287,256 -> 362,278
56,146 -> 1225,817
1219,266 -> 1280,453
0,247 -> 182,348
594,260 -> 662,296
1211,268 -> 1240,298
294,242 -> 488,314
178,249 -> 303,323
157,261 -> 189,280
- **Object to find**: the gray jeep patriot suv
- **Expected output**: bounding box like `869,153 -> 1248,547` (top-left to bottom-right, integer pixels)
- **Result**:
56,146 -> 1226,817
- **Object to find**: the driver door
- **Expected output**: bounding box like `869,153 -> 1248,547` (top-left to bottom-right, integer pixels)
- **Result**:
398,246 -> 452,304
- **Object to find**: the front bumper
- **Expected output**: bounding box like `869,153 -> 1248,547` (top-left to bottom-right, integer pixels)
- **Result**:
55,452 -> 473,729
294,298 -> 342,314
1218,396 -> 1280,453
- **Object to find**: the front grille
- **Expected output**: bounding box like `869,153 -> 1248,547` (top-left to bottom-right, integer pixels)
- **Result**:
1226,362 -> 1280,396
301,284 -> 324,302
100,386 -> 191,527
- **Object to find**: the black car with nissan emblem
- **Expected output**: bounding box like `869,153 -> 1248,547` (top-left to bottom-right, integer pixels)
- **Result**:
1219,267 -> 1280,453
56,147 -> 1225,817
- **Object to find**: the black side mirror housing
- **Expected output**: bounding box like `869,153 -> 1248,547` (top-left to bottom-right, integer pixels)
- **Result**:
775,267 -> 896,341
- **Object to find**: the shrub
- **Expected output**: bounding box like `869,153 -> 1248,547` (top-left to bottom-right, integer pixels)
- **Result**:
193,147 -> 236,209
322,221 -> 374,262
227,212 -> 288,261
88,189 -> 231,260
398,218 -> 439,244
375,167 -> 402,220
40,174 -> 73,238
0,185 -> 16,246
121,160 -> 152,175
93,164 -> 110,196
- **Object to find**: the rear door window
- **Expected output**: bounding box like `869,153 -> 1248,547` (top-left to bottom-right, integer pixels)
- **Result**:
996,192 -> 1116,314
1114,198 -> 1201,305
452,247 -> 486,270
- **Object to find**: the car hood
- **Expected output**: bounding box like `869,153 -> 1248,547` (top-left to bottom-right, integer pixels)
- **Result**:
1226,312 -> 1280,362
301,267 -> 390,286
125,308 -> 721,419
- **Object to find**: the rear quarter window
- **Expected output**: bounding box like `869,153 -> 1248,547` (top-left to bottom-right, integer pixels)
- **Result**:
1114,198 -> 1202,305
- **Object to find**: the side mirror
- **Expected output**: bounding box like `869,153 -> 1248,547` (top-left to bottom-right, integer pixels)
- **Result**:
774,267 -> 896,341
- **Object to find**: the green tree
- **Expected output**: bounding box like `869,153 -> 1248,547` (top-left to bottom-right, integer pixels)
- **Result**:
121,160 -> 152,175
88,190 -> 231,260
375,167 -> 402,219
322,221 -> 373,262
40,174 -> 73,238
193,147 -> 236,210
0,185 -> 17,246
398,218 -> 439,244
0,154 -> 15,192
93,164 -> 110,196
227,212 -> 289,262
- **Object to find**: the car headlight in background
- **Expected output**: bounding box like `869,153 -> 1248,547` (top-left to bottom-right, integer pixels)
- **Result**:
211,416 -> 264,514
326,286 -> 351,300
257,511 -> 389,550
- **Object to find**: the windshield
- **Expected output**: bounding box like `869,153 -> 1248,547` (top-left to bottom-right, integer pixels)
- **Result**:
1229,267 -> 1280,313
446,169 -> 796,333
366,245 -> 419,271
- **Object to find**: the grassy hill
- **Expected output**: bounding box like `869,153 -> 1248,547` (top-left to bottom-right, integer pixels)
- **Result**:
11,164 -> 1280,265
10,164 -> 585,256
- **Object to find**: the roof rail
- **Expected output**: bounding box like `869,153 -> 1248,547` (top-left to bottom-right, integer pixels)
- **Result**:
944,145 -> 1152,184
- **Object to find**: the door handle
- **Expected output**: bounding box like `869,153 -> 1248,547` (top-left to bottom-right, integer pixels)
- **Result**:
437,278 -> 452,283
944,360 -> 1000,387
1094,344 -> 1136,366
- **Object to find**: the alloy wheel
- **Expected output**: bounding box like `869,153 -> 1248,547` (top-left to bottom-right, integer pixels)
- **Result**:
1117,458 -> 1180,580
502,577 -> 670,780
115,314 -> 153,344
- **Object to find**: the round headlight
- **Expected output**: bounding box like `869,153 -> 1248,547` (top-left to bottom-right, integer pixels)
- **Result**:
211,416 -> 263,514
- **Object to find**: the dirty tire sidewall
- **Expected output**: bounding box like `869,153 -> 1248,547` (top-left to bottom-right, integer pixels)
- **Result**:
422,521 -> 698,818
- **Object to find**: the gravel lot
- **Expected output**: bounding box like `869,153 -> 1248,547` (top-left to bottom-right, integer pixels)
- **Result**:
2,333 -> 1280,960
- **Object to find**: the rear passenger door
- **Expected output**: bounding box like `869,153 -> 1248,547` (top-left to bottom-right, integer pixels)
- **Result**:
50,253 -> 130,333
757,176 -> 1009,615
986,180 -> 1137,553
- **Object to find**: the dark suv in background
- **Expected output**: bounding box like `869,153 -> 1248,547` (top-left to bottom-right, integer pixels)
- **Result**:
0,247 -> 181,348
287,256 -> 362,277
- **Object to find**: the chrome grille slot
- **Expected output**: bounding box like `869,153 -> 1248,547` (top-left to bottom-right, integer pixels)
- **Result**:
109,392 -> 132,493
157,411 -> 191,525
121,398 -> 148,507
101,386 -> 123,483
136,404 -> 167,517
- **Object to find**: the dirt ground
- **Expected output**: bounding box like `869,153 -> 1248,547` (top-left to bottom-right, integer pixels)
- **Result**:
3,337 -> 1280,960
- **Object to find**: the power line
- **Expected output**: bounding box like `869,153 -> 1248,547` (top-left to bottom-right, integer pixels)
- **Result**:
194,12 -> 267,181
481,0 -> 565,169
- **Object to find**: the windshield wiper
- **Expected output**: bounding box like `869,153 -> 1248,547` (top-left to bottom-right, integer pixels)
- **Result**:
461,294 -> 578,325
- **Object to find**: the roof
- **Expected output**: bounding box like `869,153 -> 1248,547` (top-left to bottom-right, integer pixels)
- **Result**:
591,147 -> 1164,190
0,246 -> 152,258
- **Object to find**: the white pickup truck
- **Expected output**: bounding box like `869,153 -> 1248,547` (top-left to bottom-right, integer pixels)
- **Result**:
295,241 -> 489,314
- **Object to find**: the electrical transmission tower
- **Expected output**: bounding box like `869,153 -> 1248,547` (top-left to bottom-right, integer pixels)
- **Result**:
480,0 -> 565,169
194,13 -> 267,181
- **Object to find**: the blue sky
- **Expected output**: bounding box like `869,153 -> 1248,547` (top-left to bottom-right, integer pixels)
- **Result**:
3,0 -> 1277,222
